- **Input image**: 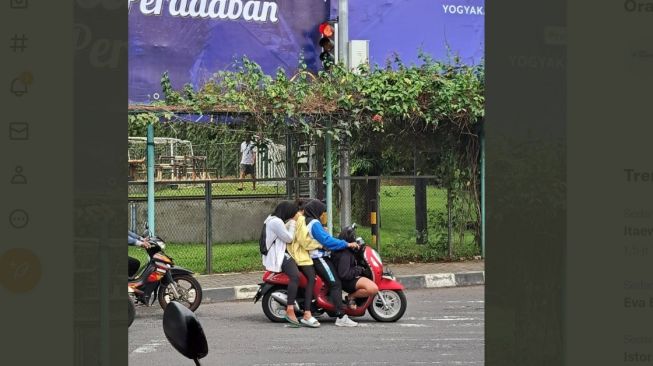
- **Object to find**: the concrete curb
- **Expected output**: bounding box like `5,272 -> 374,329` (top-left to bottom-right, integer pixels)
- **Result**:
202,271 -> 485,303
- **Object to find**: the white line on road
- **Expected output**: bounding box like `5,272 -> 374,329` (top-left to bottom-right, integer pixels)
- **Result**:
404,316 -> 482,321
445,300 -> 485,303
380,338 -> 484,342
355,323 -> 429,328
132,339 -> 167,354
397,323 -> 429,327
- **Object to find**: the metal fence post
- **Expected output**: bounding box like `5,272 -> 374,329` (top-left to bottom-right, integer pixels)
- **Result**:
205,181 -> 213,274
415,177 -> 428,244
376,176 -> 381,254
370,198 -> 377,249
129,201 -> 137,232
447,186 -> 453,257
480,123 -> 485,258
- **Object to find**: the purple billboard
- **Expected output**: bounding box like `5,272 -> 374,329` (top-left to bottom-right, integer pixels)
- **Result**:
128,0 -> 331,103
337,0 -> 484,68
128,0 -> 484,104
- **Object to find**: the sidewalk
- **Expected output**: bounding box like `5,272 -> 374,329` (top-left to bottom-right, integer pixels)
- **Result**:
196,260 -> 485,303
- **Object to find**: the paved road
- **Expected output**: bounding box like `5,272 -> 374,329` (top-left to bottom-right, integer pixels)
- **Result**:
129,286 -> 484,366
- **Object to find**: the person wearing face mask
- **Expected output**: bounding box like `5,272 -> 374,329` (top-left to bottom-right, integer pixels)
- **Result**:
302,200 -> 360,327
284,198 -> 324,328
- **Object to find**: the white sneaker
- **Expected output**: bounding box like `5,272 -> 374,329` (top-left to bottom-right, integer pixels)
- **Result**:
335,314 -> 358,327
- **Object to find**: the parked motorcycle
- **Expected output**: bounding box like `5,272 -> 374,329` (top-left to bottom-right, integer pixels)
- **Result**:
254,224 -> 407,322
128,234 -> 203,320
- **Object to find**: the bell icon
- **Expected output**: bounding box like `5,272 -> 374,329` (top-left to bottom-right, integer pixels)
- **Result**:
10,72 -> 33,97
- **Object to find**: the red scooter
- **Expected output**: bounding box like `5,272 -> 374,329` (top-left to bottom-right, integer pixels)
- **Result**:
254,224 -> 407,322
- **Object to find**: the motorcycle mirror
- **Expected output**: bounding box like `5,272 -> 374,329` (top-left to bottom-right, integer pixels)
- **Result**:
162,301 -> 209,365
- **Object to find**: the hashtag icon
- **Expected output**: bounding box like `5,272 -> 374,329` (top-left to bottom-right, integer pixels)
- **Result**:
10,34 -> 28,52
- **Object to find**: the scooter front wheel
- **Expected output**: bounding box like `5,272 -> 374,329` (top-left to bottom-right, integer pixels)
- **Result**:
368,290 -> 407,322
158,274 -> 203,312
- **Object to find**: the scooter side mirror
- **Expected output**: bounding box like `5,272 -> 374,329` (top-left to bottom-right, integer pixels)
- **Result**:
162,301 -> 208,365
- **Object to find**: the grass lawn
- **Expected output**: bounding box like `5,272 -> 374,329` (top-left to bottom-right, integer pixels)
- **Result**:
334,185 -> 479,261
129,182 -> 287,198
129,241 -> 262,275
128,185 -> 480,274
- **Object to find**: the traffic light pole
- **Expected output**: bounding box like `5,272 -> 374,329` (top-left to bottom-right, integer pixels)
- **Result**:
338,0 -> 349,67
337,0 -> 352,228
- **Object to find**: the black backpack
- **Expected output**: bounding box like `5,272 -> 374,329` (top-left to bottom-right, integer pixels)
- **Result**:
259,223 -> 269,255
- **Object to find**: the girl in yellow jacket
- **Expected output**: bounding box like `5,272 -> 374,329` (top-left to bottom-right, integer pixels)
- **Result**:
286,199 -> 323,328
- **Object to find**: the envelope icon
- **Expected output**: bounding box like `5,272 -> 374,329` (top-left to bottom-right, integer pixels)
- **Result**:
9,122 -> 29,140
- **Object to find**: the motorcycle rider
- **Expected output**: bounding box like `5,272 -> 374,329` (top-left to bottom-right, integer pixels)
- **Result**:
331,245 -> 379,310
303,200 -> 360,327
128,230 -> 151,278
261,201 -> 302,327
286,198 -> 323,328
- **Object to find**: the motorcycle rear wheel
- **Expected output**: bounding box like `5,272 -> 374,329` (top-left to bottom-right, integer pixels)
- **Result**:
262,286 -> 288,323
368,290 -> 407,322
157,274 -> 203,312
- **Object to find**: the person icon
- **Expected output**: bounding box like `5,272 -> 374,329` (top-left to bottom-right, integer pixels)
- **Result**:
11,166 -> 27,184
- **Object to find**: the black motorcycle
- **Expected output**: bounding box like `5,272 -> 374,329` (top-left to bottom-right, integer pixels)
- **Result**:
128,235 -> 203,319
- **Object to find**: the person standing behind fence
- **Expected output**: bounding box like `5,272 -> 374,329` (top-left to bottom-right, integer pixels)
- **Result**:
286,198 -> 323,328
238,136 -> 257,191
303,200 -> 361,327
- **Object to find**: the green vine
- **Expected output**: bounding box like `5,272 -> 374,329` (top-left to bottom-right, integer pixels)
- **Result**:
128,53 -> 485,251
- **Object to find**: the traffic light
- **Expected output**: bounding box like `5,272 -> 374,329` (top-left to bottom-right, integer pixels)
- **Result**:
318,21 -> 337,71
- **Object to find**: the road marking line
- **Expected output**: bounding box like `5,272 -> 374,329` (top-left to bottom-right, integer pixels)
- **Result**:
380,338 -> 484,341
445,300 -> 485,303
132,339 -> 166,354
398,323 -> 429,327
404,316 -> 482,321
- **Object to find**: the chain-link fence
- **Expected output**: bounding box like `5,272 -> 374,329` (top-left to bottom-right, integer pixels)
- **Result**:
128,136 -> 289,180
128,175 -> 481,274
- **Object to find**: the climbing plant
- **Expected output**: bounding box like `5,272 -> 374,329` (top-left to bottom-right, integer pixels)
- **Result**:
128,52 -> 485,250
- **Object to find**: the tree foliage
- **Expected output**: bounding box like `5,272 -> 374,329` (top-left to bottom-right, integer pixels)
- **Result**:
128,53 -> 485,251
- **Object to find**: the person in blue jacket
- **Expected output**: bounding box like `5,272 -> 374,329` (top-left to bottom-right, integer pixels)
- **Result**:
303,200 -> 360,327
128,231 -> 151,277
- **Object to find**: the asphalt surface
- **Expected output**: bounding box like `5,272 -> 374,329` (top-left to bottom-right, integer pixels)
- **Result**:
128,286 -> 484,366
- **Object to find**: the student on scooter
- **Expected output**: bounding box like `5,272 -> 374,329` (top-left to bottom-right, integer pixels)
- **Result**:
286,198 -> 324,328
261,201 -> 302,327
331,246 -> 379,310
303,200 -> 360,327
